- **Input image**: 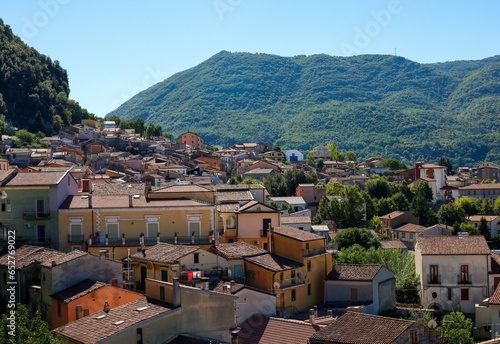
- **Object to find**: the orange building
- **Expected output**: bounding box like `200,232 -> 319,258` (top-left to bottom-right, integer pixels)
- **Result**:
51,279 -> 143,329
179,132 -> 204,149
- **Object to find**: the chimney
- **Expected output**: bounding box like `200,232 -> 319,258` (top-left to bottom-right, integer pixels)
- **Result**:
417,311 -> 424,325
200,277 -> 209,291
129,194 -> 133,208
51,260 -> 57,267
314,305 -> 318,318
76,305 -> 83,320
88,194 -> 92,209
173,277 -> 180,307
111,278 -> 118,287
229,280 -> 235,294
231,328 -> 239,344
327,309 -> 333,317
309,309 -> 315,325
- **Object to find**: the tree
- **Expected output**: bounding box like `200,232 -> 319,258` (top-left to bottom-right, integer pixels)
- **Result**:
452,222 -> 479,235
437,156 -> 453,175
437,311 -> 474,344
327,143 -> 344,161
316,158 -> 324,170
14,129 -> 35,147
410,182 -> 436,227
437,203 -> 466,226
494,195 -> 500,215
375,197 -> 397,216
0,303 -> 62,343
456,196 -> 477,217
476,197 -> 494,215
478,216 -> 491,241
390,192 -> 410,211
365,176 -> 394,199
344,150 -> 357,162
333,228 -> 380,250
306,151 -> 316,167
381,158 -> 407,171
326,181 -> 344,196
369,216 -> 382,233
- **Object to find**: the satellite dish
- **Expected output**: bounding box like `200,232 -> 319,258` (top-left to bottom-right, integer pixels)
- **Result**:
0,190 -> 7,199
428,319 -> 437,329
273,282 -> 281,290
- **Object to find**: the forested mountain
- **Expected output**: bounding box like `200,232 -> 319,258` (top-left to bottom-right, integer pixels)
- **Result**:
0,19 -> 93,135
108,51 -> 500,167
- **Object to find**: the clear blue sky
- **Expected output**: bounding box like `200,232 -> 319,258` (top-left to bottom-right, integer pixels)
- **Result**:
1,0 -> 499,117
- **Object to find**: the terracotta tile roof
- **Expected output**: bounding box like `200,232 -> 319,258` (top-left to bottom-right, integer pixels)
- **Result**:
245,253 -> 303,272
55,298 -> 172,344
460,183 -> 500,190
309,312 -> 414,344
151,184 -> 212,193
60,194 -> 213,209
130,243 -> 199,264
393,223 -> 426,233
91,182 -> 145,195
216,191 -> 253,203
0,245 -> 85,269
270,196 -> 306,204
273,226 -> 325,242
379,211 -> 406,220
280,216 -> 311,224
39,250 -> 88,268
0,168 -> 17,184
208,241 -> 267,259
217,203 -> 239,213
490,284 -> 500,305
469,215 -> 500,222
212,281 -> 245,294
238,201 -> 277,213
380,239 -> 407,250
416,235 -> 491,255
52,279 -> 106,303
422,164 -> 446,169
214,184 -> 252,191
6,170 -> 68,186
238,315 -> 322,344
326,264 -> 384,281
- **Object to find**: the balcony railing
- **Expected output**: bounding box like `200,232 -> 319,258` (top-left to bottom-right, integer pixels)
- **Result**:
302,247 -> 326,257
22,211 -> 50,220
87,235 -> 211,247
427,274 -> 441,284
68,235 -> 84,243
276,276 -> 305,289
458,274 -> 472,284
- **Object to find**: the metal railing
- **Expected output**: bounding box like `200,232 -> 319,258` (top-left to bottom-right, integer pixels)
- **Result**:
427,274 -> 441,284
22,211 -> 50,220
458,274 -> 472,284
87,235 -> 212,247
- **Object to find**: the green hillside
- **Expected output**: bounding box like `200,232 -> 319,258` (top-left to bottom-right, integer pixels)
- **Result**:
0,19 -> 93,134
108,50 -> 500,166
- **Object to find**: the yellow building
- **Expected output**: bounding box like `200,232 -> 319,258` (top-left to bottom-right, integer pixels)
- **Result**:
244,225 -> 332,316
235,200 -> 280,250
58,192 -> 217,260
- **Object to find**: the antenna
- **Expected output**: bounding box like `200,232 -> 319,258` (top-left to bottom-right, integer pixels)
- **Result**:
394,48 -> 397,56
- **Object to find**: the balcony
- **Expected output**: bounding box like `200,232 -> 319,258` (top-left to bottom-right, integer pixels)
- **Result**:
68,235 -> 84,243
458,274 -> 472,284
276,276 -> 305,289
302,247 -> 326,257
22,211 -> 50,220
87,235 -> 211,247
11,235 -> 51,246
427,274 -> 441,285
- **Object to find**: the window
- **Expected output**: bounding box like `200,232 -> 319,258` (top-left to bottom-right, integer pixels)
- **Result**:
460,265 -> 469,283
291,290 -> 296,301
1,203 -> 4,212
161,270 -> 168,282
146,222 -> 159,241
307,260 -> 311,272
409,233 -> 414,240
263,242 -> 268,250
305,243 -> 309,250
410,330 -> 418,344
448,288 -> 452,301
401,233 -> 406,239
194,253 -> 199,264
461,288 -> 469,301
137,328 -> 143,344
58,302 -> 61,317
308,284 -> 311,296
350,288 -> 358,301
280,273 -> 283,283
159,286 -> 165,301
430,265 -> 439,284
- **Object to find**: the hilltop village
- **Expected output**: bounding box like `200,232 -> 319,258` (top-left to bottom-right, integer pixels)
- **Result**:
2,119 -> 500,343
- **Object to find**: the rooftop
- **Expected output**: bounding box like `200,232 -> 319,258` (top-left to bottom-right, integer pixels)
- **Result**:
245,253 -> 303,272
55,298 -> 172,344
309,312 -> 416,344
416,235 -> 491,255
238,315 -> 322,344
6,170 -> 69,186
326,264 -> 385,281
273,226 -> 325,242
130,243 -> 199,264
208,241 -> 267,260
51,279 -> 106,303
